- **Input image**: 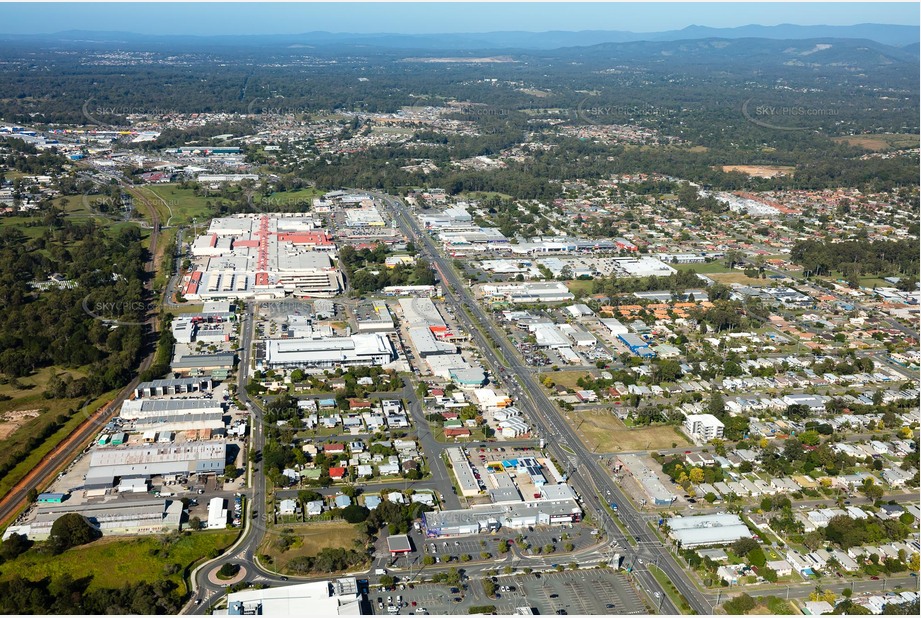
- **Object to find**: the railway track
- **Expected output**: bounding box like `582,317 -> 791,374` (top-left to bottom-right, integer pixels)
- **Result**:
0,175 -> 163,529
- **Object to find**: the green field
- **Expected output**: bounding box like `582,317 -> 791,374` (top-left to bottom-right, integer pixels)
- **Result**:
565,279 -> 595,296
138,184 -> 214,226
258,522 -> 363,575
0,530 -> 239,594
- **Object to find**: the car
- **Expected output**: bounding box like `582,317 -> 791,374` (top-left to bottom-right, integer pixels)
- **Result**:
280,576 -> 288,581
871,576 -> 880,580
688,498 -> 697,503
556,610 -> 567,615
397,596 -> 402,603
388,596 -> 392,603
452,598 -> 462,603
844,500 -> 852,505
549,594 -> 559,599
195,599 -> 202,606
378,602 -> 384,610
605,604 -> 615,609
911,573 -> 918,578
411,601 -> 417,607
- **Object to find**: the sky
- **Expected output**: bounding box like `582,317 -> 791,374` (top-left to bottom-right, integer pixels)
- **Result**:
0,2 -> 917,36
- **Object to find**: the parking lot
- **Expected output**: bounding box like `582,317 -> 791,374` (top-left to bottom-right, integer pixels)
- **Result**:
368,569 -> 646,615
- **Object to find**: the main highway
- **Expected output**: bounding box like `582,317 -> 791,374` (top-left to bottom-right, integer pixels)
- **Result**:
375,192 -> 709,614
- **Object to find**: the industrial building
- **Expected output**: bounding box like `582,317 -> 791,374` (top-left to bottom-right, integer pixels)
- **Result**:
120,398 -> 224,420
225,578 -> 362,616
262,333 -> 396,369
171,352 -> 236,375
26,499 -> 183,540
133,377 -> 213,398
84,442 -> 227,489
666,514 -> 752,548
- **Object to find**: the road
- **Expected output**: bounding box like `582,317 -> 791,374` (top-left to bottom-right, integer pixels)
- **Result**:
374,192 -> 700,614
184,302 -> 293,614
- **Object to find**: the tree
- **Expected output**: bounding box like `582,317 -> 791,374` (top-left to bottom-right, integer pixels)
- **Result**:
48,513 -> 100,554
341,505 -> 370,523
689,467 -> 705,484
483,579 -> 496,598
708,391 -> 726,416
0,533 -> 32,561
423,555 -> 435,566
224,464 -> 237,479
189,516 -> 203,531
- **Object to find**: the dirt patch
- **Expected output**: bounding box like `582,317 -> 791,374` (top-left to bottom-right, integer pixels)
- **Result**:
721,165 -> 795,178
0,409 -> 41,439
707,272 -> 770,286
566,409 -> 689,452
832,133 -> 919,152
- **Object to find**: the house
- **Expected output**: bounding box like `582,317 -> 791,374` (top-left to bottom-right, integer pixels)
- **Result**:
803,601 -> 834,615
324,443 -> 346,455
306,500 -> 324,516
334,494 -> 352,509
364,495 -> 382,510
356,464 -> 374,478
329,466 -> 348,480
765,559 -> 792,577
278,499 -> 298,516
386,491 -> 405,504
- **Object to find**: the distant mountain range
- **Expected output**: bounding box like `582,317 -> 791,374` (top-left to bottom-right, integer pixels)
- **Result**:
0,22 -> 917,50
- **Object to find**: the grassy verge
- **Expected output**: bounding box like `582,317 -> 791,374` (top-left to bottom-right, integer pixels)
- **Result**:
0,530 -> 239,595
648,563 -> 693,614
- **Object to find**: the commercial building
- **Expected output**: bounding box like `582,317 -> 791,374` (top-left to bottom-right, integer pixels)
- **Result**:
666,514 -> 752,548
480,282 -> 574,304
262,333 -> 396,369
683,413 -> 725,443
183,214 -> 342,300
422,498 -> 582,537
618,454 -> 676,506
225,578 -> 362,616
354,301 -> 395,332
446,447 -> 480,497
387,534 -> 413,556
208,497 -> 228,529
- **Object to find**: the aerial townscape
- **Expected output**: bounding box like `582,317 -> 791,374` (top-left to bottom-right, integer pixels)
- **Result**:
0,2 -> 918,616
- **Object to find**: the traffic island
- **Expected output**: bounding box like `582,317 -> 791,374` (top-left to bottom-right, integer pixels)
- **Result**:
209,563 -> 247,586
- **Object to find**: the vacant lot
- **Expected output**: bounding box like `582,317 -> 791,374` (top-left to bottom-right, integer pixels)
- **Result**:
546,371 -> 592,390
0,530 -> 238,594
832,133 -> 919,152
565,279 -> 595,296
258,521 -> 361,574
566,409 -> 689,452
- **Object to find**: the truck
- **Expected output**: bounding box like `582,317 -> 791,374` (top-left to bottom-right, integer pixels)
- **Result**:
609,502 -> 618,512
375,568 -> 387,576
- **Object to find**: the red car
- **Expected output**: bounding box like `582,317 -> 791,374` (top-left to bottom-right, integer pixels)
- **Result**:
870,576 -> 880,580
